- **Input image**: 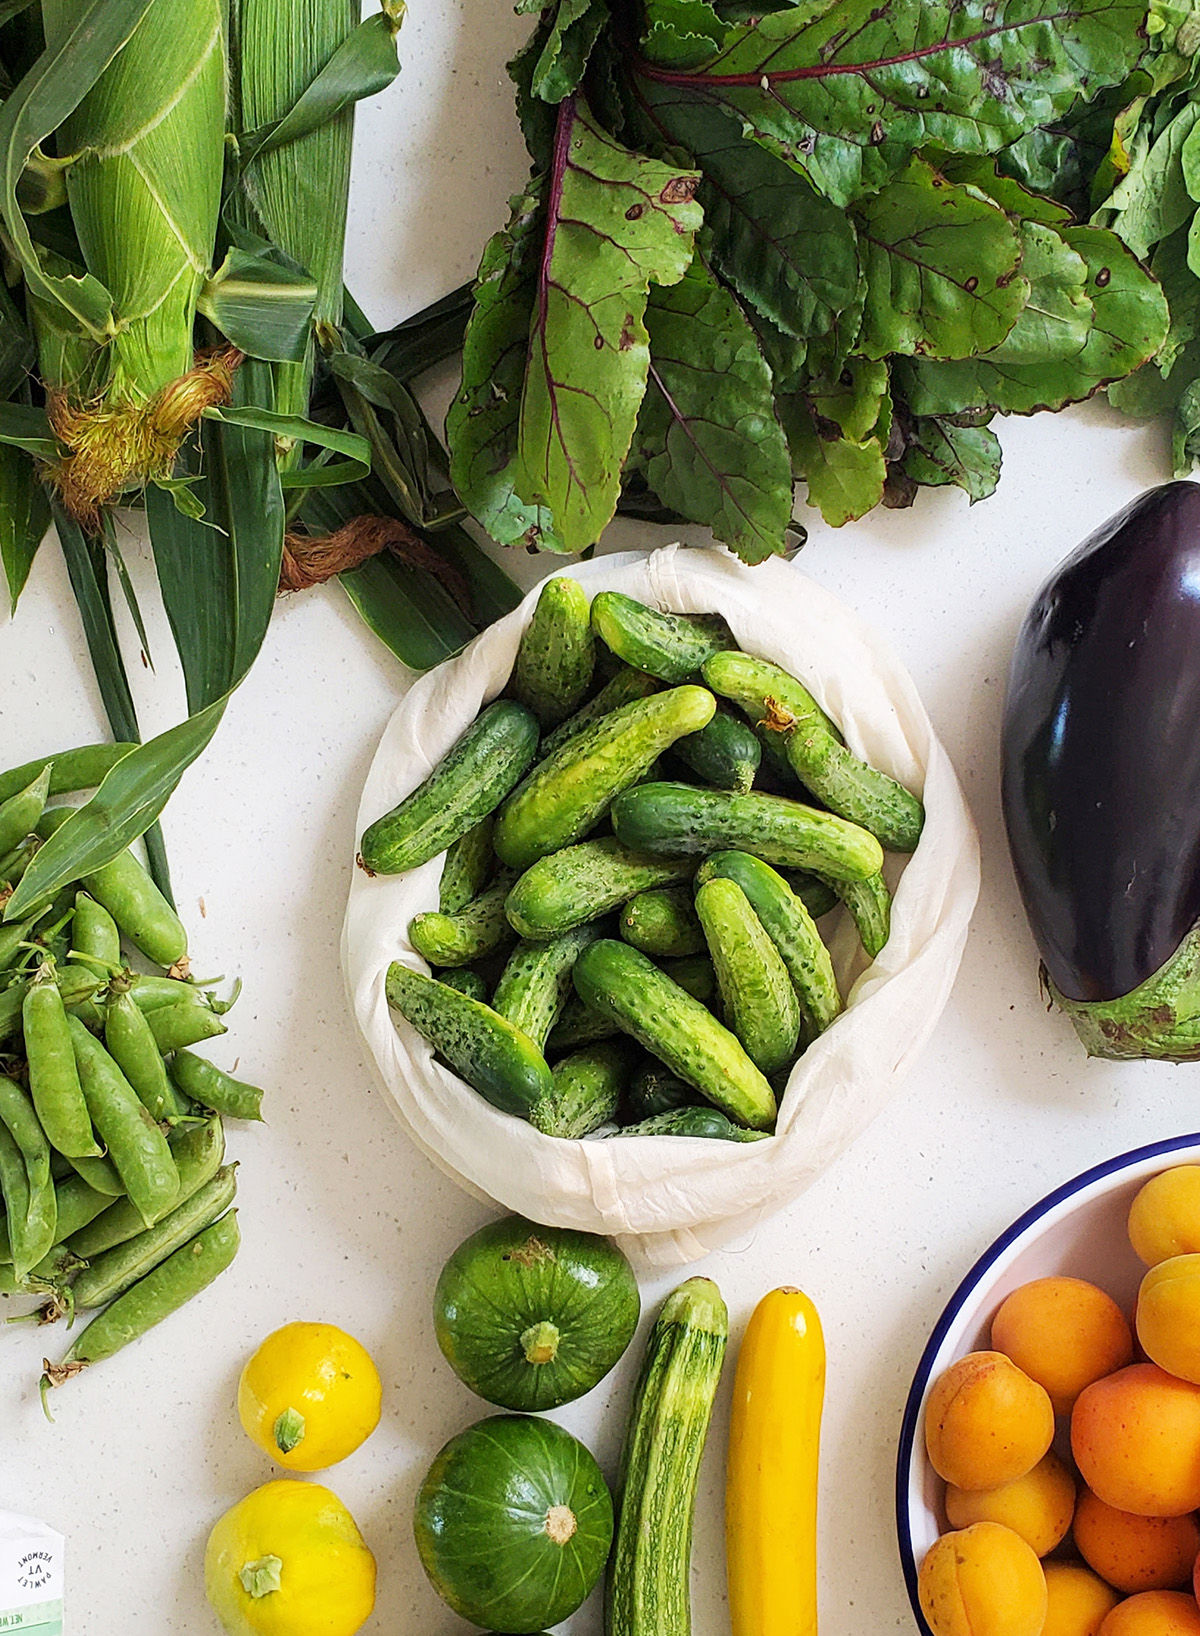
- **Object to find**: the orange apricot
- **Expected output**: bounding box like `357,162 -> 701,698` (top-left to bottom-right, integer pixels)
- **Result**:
1098,1590 -> 1200,1635
991,1276 -> 1134,1415
918,1522 -> 1048,1636
1043,1563 -> 1121,1636
1073,1487 -> 1200,1593
925,1351 -> 1055,1491
945,1449 -> 1076,1556
1072,1364 -> 1200,1517
1137,1256 -> 1200,1385
1129,1168 -> 1200,1266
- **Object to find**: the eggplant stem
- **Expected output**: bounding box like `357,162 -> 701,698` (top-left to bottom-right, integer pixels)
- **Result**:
1049,918 -> 1200,1061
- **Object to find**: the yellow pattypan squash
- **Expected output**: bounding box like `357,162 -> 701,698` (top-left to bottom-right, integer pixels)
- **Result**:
238,1322 -> 381,1471
205,1480 -> 375,1636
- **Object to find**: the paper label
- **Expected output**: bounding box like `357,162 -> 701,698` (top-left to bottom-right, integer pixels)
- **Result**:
0,1514 -> 64,1634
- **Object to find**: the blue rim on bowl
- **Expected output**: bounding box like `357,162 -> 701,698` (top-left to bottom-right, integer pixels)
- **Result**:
895,1129 -> 1200,1634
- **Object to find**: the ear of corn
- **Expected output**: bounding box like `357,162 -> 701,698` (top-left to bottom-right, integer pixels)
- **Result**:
36,0 -> 229,521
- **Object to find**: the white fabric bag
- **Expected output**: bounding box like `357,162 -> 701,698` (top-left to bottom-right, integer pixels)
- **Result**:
343,546 -> 979,1266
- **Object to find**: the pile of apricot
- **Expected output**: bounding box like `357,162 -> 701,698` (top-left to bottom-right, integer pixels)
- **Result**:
918,1164 -> 1200,1636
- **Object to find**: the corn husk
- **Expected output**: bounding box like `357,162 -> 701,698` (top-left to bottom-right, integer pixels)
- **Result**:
37,0 -> 228,522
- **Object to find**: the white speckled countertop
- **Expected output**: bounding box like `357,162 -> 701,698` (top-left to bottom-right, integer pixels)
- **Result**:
0,3 -> 1195,1631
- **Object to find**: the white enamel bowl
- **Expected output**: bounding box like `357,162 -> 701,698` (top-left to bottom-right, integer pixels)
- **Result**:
895,1131 -> 1200,1632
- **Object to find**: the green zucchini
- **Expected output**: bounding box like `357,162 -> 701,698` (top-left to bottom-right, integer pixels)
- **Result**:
439,816 -> 495,915
546,996 -> 619,1054
672,708 -> 761,793
606,1279 -> 729,1636
611,782 -> 884,882
591,593 -> 735,682
625,1059 -> 693,1120
703,651 -> 925,853
818,867 -> 892,959
512,577 -> 595,728
540,667 -> 661,759
505,838 -> 694,940
438,968 -> 489,1003
533,1040 -> 633,1138
619,886 -> 704,958
360,700 -> 540,876
615,1107 -> 770,1141
694,878 -> 801,1075
697,851 -> 843,1034
492,924 -> 602,1050
494,686 -> 716,871
409,874 -> 516,967
571,941 -> 776,1130
385,963 -> 553,1120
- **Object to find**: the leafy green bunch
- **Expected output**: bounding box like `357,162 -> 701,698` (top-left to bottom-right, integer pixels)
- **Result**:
447,0 -> 1170,554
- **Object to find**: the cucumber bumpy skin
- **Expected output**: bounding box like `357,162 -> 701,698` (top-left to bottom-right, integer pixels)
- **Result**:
694,878 -> 802,1076
540,667 -> 661,760
409,874 -> 516,967
494,686 -> 716,872
505,839 -> 695,940
533,1040 -> 633,1138
512,577 -> 595,728
672,709 -> 761,794
491,923 -> 603,1050
611,783 -> 883,883
385,963 -> 553,1120
591,593 -> 736,683
619,886 -> 705,959
361,700 -> 540,876
571,941 -> 776,1130
703,650 -> 924,853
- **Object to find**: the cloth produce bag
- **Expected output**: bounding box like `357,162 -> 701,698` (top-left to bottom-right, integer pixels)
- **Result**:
343,546 -> 979,1266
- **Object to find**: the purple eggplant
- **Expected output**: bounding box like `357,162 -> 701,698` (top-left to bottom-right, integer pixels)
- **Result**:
1002,480 -> 1200,1060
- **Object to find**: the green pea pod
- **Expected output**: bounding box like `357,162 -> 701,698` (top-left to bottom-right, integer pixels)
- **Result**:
69,1116 -> 225,1259
104,988 -> 187,1122
72,892 -> 121,970
128,974 -> 214,1012
0,911 -> 40,975
0,1120 -> 54,1279
0,1171 -> 112,1264
0,743 -> 135,805
167,1052 -> 263,1122
0,834 -> 40,887
23,964 -> 101,1157
68,1017 -> 179,1226
0,765 -> 50,859
62,1152 -> 125,1197
42,1211 -> 240,1400
70,1165 -> 238,1312
143,999 -> 228,1053
37,810 -> 188,969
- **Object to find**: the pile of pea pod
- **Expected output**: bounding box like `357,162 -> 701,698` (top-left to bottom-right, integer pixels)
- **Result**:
0,749 -> 263,1410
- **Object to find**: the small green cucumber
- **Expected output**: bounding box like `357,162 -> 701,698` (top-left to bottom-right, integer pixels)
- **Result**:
817,868 -> 892,959
697,852 -> 843,1034
702,651 -> 924,853
659,954 -> 717,1005
505,838 -> 694,940
787,871 -> 841,920
386,963 -> 553,1119
409,873 -> 516,967
493,686 -> 716,871
620,886 -> 704,959
611,783 -> 883,882
546,996 -> 618,1053
438,968 -> 489,1003
625,1059 -> 694,1120
614,1107 -> 770,1141
439,816 -> 495,915
491,923 -> 603,1050
512,577 -> 595,727
591,593 -> 735,682
694,878 -> 801,1075
571,941 -> 776,1130
540,667 -> 661,759
360,700 -> 540,876
532,1039 -> 633,1138
672,709 -> 761,794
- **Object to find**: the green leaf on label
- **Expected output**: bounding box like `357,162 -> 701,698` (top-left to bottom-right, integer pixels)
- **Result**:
631,0 -> 1146,208
637,84 -> 861,345
851,157 -> 1026,361
899,416 -> 1002,502
631,257 -> 793,562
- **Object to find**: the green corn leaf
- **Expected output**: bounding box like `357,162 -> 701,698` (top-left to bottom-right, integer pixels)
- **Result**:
202,406 -> 370,490
0,2 -> 38,24
0,276 -> 34,401
451,94 -> 702,556
100,513 -> 154,669
635,84 -> 861,346
630,0 -> 1146,208
898,415 -> 1002,502
198,249 -> 318,363
327,349 -> 431,523
0,0 -> 158,338
368,285 -> 473,381
0,445 -> 49,611
0,400 -> 58,460
631,257 -> 793,563
436,522 -> 522,628
851,157 -> 1027,361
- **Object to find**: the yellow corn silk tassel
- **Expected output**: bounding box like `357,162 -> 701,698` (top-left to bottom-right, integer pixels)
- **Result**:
35,0 -> 229,526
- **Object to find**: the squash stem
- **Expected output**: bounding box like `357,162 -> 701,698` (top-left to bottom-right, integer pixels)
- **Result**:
1048,917 -> 1200,1061
239,1555 -> 283,1598
521,1319 -> 561,1366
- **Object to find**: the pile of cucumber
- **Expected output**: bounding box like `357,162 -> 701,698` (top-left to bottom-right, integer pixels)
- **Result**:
363,582 -> 924,1141
0,752 -> 262,1401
